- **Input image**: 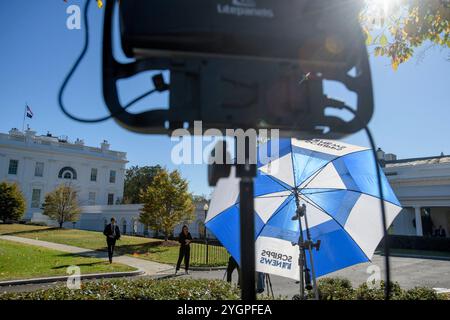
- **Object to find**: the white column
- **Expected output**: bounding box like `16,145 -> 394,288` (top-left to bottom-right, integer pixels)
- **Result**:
414,207 -> 423,236
0,153 -> 6,180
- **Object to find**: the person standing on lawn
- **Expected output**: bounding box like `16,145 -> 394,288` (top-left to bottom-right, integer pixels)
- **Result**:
176,225 -> 192,274
226,255 -> 240,286
103,217 -> 121,263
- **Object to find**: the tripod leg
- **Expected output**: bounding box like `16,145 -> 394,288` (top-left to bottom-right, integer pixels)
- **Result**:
307,247 -> 319,300
267,274 -> 274,298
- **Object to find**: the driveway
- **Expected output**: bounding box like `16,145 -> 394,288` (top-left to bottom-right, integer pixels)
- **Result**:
179,254 -> 450,298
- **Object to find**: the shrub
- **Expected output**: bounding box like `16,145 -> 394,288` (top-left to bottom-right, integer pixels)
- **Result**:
0,278 -> 240,300
0,182 -> 26,222
403,287 -> 440,300
355,281 -> 404,300
313,277 -> 355,300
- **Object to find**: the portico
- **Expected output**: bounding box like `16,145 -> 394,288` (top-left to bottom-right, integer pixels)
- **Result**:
382,154 -> 450,239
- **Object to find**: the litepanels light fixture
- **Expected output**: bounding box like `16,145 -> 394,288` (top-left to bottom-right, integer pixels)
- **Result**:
103,0 -> 374,139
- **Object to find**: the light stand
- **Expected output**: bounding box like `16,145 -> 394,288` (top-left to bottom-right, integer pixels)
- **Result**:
302,202 -> 321,300
235,138 -> 257,301
292,193 -> 307,300
208,138 -> 257,300
203,203 -> 209,264
292,189 -> 321,300
264,274 -> 274,298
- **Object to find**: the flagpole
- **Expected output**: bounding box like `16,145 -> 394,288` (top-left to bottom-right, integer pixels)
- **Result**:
22,103 -> 27,132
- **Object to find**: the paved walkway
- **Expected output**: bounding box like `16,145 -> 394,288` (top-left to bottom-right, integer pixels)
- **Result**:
0,235 -> 174,276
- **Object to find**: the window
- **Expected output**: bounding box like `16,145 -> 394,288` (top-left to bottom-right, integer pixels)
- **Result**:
34,162 -> 44,177
58,167 -> 77,180
8,159 -> 18,175
107,193 -> 114,205
122,219 -> 127,234
109,170 -> 116,183
88,192 -> 96,205
31,189 -> 41,208
90,168 -> 97,182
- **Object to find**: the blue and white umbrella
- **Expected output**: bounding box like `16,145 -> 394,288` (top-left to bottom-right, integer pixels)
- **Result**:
205,138 -> 402,280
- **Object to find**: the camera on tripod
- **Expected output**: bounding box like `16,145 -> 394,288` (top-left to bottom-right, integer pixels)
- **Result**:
99,0 -> 375,301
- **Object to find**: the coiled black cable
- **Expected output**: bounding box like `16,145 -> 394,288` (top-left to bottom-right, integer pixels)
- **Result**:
58,0 -> 156,123
337,105 -> 392,300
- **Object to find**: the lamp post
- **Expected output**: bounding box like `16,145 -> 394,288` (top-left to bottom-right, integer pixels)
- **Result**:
203,203 -> 209,238
203,202 -> 209,264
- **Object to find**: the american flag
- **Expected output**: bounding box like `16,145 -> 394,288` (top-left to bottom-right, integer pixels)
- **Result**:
26,105 -> 33,118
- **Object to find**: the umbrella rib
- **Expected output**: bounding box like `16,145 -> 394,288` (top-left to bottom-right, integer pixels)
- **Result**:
263,173 -> 292,192
296,193 -> 328,213
298,164 -> 328,189
256,194 -> 293,199
295,151 -> 315,187
298,193 -> 372,263
295,148 -> 371,189
256,195 -> 295,238
301,188 -> 400,208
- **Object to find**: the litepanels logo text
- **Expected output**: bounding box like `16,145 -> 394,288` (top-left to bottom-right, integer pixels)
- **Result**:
217,0 -> 274,18
232,0 -> 256,7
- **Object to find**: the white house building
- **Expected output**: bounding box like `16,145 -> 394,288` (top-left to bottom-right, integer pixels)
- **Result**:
0,128 -> 127,221
381,150 -> 450,238
2,127 -> 447,242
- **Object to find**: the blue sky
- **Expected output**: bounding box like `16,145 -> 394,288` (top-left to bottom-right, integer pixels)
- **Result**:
0,0 -> 449,197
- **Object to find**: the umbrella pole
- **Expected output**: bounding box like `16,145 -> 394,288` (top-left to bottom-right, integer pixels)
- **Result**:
303,207 -> 320,300
294,194 -> 307,300
294,191 -> 321,300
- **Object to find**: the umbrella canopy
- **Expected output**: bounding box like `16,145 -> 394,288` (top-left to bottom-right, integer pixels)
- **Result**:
205,138 -> 402,280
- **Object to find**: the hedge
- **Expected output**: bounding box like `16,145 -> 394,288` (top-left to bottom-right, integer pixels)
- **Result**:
0,278 -> 240,300
0,277 -> 444,300
314,277 -> 443,300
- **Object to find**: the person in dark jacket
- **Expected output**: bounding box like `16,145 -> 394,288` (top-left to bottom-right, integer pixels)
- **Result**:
226,256 -> 240,286
103,217 -> 121,263
175,225 -> 192,274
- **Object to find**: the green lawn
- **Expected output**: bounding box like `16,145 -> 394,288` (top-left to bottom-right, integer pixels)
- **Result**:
0,223 -> 49,235
0,224 -> 158,251
0,224 -> 229,266
129,242 -> 229,267
0,239 -> 135,281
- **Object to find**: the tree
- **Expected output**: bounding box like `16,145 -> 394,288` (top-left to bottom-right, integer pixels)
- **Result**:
123,165 -> 163,204
0,182 -> 26,222
361,0 -> 450,69
42,184 -> 80,228
139,169 -> 195,241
